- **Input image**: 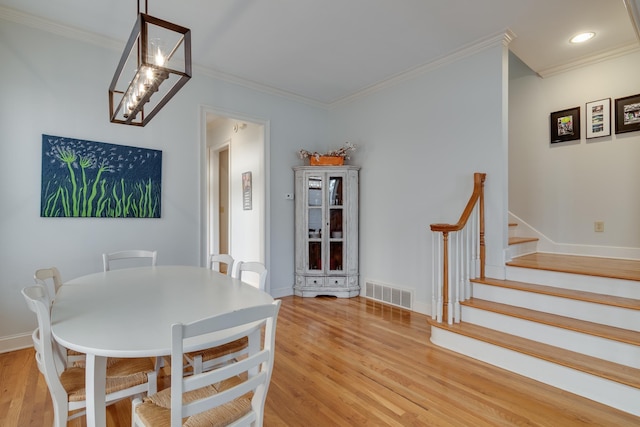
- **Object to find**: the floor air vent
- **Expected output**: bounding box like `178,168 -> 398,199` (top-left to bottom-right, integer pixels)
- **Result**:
364,280 -> 413,310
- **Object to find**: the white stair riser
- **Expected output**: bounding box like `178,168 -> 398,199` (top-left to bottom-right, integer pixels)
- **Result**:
430,327 -> 640,417
472,283 -> 640,332
507,241 -> 537,259
461,306 -> 640,368
506,266 -> 640,300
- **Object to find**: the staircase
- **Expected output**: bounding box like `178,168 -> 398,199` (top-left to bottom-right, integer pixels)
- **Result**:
506,222 -> 538,258
430,244 -> 640,416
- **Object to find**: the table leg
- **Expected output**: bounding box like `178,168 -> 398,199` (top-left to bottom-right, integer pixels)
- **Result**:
85,354 -> 107,427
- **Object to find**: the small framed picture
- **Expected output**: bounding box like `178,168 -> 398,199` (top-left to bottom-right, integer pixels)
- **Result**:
242,171 -> 252,210
585,98 -> 611,139
614,93 -> 640,134
550,107 -> 581,143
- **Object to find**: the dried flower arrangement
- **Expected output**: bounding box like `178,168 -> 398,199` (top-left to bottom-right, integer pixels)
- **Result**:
298,142 -> 357,161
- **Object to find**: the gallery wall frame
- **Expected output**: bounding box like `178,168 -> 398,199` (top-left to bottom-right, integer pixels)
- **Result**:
550,106 -> 581,144
41,134 -> 162,218
585,98 -> 611,139
614,93 -> 640,134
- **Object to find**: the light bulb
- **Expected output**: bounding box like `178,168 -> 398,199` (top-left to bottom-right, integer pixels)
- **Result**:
155,47 -> 165,66
150,39 -> 166,66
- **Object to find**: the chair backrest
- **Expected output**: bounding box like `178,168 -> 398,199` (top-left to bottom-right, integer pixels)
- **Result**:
103,250 -> 157,272
21,285 -> 69,404
208,253 -> 235,277
170,300 -> 281,427
236,261 -> 267,291
34,267 -> 63,303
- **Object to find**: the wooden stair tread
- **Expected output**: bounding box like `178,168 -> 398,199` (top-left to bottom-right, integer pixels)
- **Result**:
429,319 -> 640,389
507,252 -> 640,282
473,277 -> 640,310
508,236 -> 538,245
462,298 -> 640,346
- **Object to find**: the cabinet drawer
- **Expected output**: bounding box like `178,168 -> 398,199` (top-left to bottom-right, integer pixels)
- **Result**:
325,277 -> 346,287
305,277 -> 325,287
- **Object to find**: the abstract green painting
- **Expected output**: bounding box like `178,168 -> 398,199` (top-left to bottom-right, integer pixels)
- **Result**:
41,134 -> 162,218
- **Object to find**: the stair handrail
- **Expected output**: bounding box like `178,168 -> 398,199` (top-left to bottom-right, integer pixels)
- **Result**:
430,172 -> 486,324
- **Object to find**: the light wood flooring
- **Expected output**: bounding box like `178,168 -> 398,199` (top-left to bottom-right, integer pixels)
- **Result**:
2,295 -> 639,426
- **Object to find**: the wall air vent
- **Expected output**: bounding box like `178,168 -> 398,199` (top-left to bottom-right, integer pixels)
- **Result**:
364,280 -> 413,310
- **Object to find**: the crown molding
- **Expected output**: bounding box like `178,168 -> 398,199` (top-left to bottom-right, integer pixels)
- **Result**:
194,65 -> 328,110
329,30 -> 514,108
0,6 -> 122,51
536,42 -> 640,78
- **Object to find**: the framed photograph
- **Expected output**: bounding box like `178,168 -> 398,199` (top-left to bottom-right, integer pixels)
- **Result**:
585,98 -> 611,139
614,93 -> 640,134
242,171 -> 252,210
550,107 -> 581,143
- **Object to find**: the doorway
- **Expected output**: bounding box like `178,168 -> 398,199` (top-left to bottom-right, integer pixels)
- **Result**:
201,108 -> 268,289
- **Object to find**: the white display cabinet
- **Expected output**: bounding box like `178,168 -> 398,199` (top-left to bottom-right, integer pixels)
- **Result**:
293,165 -> 360,297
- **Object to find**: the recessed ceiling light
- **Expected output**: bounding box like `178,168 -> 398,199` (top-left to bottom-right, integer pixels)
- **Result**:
570,32 -> 596,44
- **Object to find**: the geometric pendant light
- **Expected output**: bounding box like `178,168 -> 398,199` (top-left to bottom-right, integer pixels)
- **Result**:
109,2 -> 191,126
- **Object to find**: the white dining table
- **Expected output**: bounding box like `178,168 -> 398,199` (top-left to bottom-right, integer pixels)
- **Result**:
50,265 -> 274,427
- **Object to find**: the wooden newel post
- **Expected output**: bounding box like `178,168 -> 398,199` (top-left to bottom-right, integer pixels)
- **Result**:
441,231 -> 450,322
476,173 -> 486,279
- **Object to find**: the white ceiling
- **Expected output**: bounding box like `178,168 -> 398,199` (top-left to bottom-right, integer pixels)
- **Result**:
1,0 -> 639,106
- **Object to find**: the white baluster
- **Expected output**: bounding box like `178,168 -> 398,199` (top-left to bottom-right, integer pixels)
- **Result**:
454,230 -> 461,323
463,221 -> 471,300
446,235 -> 453,325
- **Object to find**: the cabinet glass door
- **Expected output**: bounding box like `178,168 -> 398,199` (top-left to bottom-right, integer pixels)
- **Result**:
307,176 -> 323,271
328,175 -> 344,272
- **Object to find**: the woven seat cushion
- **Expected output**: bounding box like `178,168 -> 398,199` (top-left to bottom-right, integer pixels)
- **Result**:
72,355 -> 129,369
186,337 -> 248,363
135,377 -> 252,427
61,357 -> 155,402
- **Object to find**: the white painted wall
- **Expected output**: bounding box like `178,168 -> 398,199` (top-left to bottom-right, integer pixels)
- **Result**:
329,42 -> 510,312
509,51 -> 640,255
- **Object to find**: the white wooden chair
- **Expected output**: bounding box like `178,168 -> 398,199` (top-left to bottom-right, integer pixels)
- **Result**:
236,261 -> 267,291
33,266 -> 63,303
132,300 -> 281,427
208,253 -> 235,276
22,285 -> 158,427
34,267 -> 85,368
102,250 -> 157,272
184,254 -> 247,375
103,250 -> 164,371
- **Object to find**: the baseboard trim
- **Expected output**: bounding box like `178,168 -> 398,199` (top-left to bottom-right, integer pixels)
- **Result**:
0,333 -> 33,354
272,286 -> 295,299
